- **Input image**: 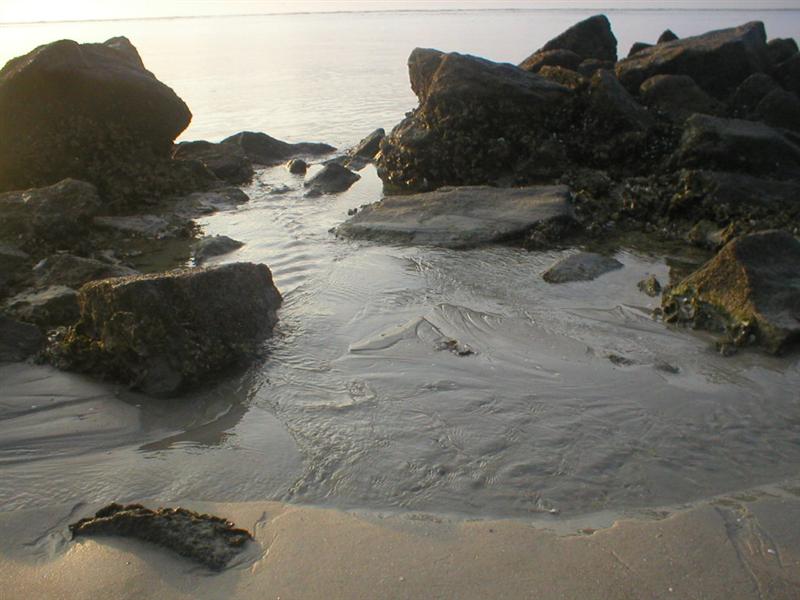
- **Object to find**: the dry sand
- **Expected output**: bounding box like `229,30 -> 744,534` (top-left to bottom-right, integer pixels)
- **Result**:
2,489 -> 800,600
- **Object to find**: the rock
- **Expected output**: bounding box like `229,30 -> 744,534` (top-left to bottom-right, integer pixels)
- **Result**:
519,49 -> 583,73
616,22 -> 769,97
304,163 -> 360,195
378,48 -> 573,190
662,230 -> 800,354
628,42 -> 653,58
33,254 -> 138,288
537,66 -> 587,90
0,179 -> 102,255
637,274 -> 662,296
686,220 -> 730,250
192,235 -> 244,265
0,315 -> 43,361
767,38 -> 799,67
0,37 -> 197,203
336,185 -> 573,249
577,59 -> 615,78
172,140 -> 253,185
537,14 -> 618,62
755,88 -> 800,131
287,158 -> 308,175
4,285 -> 80,328
349,128 -> 386,160
670,170 -> 800,227
70,503 -> 252,571
221,131 -> 335,165
93,215 -> 175,239
671,114 -> 800,177
730,73 -> 781,115
639,74 -> 724,119
589,70 -> 654,131
173,187 -> 250,217
658,30 -> 680,44
542,252 -> 623,283
773,53 -> 800,95
48,263 -> 281,397
0,245 -> 32,291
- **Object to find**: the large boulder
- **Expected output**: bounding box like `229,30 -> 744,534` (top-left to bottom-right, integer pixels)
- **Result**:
671,114 -> 800,177
639,74 -> 724,119
766,38 -> 798,67
0,245 -> 32,293
0,37 -> 195,201
335,185 -> 573,248
773,53 -> 800,95
536,14 -> 617,63
730,73 -> 781,115
0,179 -> 102,256
519,49 -> 583,74
48,262 -> 282,397
755,88 -> 800,132
220,131 -> 335,165
0,316 -> 43,361
172,141 -> 253,185
616,22 -> 770,97
378,48 -> 573,190
663,230 -> 800,354
589,70 -> 654,131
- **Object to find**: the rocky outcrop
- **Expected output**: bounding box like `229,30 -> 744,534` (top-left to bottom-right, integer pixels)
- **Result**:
336,185 -> 573,248
172,141 -> 254,185
519,49 -> 583,73
0,37 -> 206,205
221,131 -> 335,165
192,235 -> 244,265
0,179 -> 102,255
616,22 -> 769,97
70,503 -> 252,570
542,252 -> 623,283
663,230 -> 800,354
48,262 -> 281,397
658,30 -> 680,44
304,163 -> 360,195
378,48 -> 573,190
536,14 -> 618,63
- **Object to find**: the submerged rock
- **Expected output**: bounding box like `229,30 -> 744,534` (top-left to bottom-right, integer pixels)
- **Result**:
192,235 -> 244,265
0,316 -> 43,361
4,285 -> 80,328
542,252 -> 623,283
336,185 -> 573,248
663,230 -> 800,354
70,503 -> 252,570
48,262 -> 282,397
33,254 -> 138,289
537,14 -> 618,62
221,131 -> 335,165
304,163 -> 360,195
616,22 -> 769,97
0,179 -> 102,255
173,140 -> 254,185
0,37 -> 201,204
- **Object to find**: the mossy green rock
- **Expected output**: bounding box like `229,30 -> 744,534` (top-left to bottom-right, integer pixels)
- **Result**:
663,230 -> 800,354
49,262 -> 282,397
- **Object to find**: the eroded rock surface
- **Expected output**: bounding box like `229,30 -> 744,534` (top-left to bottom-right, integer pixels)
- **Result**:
663,230 -> 800,354
336,185 -> 573,248
70,503 -> 253,570
48,262 -> 282,397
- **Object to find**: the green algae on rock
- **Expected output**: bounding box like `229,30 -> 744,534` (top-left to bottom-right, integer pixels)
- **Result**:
47,262 -> 282,397
662,230 -> 800,354
70,503 -> 253,571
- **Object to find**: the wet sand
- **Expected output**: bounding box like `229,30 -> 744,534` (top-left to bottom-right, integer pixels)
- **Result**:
2,489 -> 800,600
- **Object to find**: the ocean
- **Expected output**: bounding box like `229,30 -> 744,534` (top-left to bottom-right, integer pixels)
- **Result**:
1,9 -> 800,520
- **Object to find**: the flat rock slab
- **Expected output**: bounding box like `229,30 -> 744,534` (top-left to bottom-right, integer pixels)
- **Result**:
336,185 -> 573,248
70,503 -> 252,570
542,252 -> 624,283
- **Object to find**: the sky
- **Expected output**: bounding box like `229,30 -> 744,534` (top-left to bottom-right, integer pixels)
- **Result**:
1,0 -> 797,24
